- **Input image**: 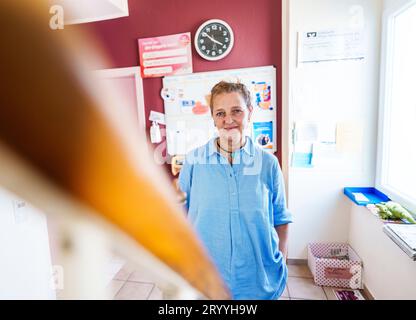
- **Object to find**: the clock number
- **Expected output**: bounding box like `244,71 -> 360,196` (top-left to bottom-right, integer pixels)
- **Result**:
206,50 -> 210,55
212,24 -> 217,31
199,39 -> 204,44
212,51 -> 216,56
201,45 -> 206,50
202,32 -> 207,38
205,27 -> 211,33
223,31 -> 227,36
219,49 -> 223,54
223,45 -> 227,49
225,37 -> 229,43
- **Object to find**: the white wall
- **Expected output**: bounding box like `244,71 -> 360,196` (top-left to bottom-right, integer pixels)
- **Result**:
384,0 -> 412,10
349,204 -> 416,299
286,0 -> 383,258
0,188 -> 55,299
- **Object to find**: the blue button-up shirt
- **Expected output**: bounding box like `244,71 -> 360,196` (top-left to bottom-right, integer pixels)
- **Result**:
179,136 -> 293,300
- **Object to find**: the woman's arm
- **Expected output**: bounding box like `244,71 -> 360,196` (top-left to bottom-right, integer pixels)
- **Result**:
275,224 -> 289,261
272,160 -> 292,262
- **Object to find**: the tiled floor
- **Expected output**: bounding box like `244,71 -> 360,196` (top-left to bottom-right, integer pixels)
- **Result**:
107,262 -> 162,300
106,262 -> 365,300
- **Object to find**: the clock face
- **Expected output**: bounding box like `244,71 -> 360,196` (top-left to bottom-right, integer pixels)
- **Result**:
194,19 -> 234,61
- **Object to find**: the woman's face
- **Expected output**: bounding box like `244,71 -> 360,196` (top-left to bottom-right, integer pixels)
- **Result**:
212,92 -> 253,144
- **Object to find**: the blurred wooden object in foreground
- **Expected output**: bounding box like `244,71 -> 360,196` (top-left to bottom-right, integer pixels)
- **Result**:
0,0 -> 229,300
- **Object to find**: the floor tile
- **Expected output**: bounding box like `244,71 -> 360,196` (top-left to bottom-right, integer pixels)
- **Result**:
114,282 -> 154,300
287,277 -> 327,300
147,285 -> 163,300
113,263 -> 135,281
106,280 -> 125,299
288,264 -> 313,278
128,268 -> 158,283
282,286 -> 289,298
323,287 -> 338,300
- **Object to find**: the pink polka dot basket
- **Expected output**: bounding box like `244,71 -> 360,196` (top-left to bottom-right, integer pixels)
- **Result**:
307,243 -> 363,289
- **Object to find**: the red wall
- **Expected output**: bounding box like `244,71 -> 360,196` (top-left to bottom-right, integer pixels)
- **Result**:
70,0 -> 282,164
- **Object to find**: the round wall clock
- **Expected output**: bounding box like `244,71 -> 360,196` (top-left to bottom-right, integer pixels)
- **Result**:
194,19 -> 234,61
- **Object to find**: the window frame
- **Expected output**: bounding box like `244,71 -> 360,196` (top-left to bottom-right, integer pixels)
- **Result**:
376,0 -> 416,214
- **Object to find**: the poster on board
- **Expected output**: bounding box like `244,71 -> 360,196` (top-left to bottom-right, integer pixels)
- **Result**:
253,121 -> 274,150
138,32 -> 193,78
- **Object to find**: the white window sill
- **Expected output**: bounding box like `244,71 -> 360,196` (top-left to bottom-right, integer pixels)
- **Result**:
347,201 -> 416,299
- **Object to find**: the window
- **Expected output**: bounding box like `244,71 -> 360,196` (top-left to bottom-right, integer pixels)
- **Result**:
377,0 -> 416,213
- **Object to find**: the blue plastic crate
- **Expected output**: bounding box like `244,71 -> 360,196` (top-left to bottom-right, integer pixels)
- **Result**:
344,187 -> 390,206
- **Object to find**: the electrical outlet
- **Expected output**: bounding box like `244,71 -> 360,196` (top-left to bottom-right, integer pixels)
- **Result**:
12,199 -> 28,224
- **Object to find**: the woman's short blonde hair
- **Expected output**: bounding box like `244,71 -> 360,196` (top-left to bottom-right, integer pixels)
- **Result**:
209,81 -> 252,113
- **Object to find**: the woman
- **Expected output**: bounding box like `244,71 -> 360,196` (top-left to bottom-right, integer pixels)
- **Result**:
178,81 -> 292,300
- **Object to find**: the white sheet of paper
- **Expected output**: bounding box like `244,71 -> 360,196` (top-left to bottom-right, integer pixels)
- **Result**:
352,193 -> 369,202
319,122 -> 337,144
149,110 -> 166,125
299,29 -> 365,64
295,121 -> 319,142
336,122 -> 363,153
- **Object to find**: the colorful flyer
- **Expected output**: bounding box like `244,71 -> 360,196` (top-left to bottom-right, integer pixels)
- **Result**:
253,121 -> 274,149
138,33 -> 193,78
252,81 -> 272,110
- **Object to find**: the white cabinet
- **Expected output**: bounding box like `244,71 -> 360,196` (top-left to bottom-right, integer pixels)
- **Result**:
0,189 -> 55,299
49,0 -> 129,25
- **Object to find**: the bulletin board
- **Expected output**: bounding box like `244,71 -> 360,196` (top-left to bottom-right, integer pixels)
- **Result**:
162,66 -> 277,155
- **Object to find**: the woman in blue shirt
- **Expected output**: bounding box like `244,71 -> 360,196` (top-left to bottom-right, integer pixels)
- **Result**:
178,81 -> 292,300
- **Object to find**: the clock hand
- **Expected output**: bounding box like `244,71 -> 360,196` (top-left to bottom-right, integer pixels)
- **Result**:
204,33 -> 223,46
211,35 -> 224,46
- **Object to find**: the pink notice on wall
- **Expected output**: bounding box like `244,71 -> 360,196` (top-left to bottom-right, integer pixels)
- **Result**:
138,33 -> 193,78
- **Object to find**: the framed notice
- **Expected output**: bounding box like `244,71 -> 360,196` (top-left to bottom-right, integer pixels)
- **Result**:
298,29 -> 365,64
138,33 -> 193,78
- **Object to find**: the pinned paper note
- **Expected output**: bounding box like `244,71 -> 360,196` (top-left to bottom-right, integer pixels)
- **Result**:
295,121 -> 319,143
318,122 -> 337,144
298,29 -> 365,64
292,152 -> 313,168
336,122 -> 363,153
149,110 -> 166,125
310,142 -> 339,167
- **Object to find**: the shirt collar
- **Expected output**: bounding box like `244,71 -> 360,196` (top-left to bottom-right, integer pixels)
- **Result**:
205,135 -> 255,158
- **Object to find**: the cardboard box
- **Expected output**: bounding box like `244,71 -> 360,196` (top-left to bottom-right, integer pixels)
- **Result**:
308,243 -> 363,289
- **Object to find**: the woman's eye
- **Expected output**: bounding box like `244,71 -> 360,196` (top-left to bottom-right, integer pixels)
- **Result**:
216,112 -> 225,117
232,110 -> 243,115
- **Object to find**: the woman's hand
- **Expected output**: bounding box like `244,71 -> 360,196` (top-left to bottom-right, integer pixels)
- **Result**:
275,224 -> 289,262
173,178 -> 187,204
